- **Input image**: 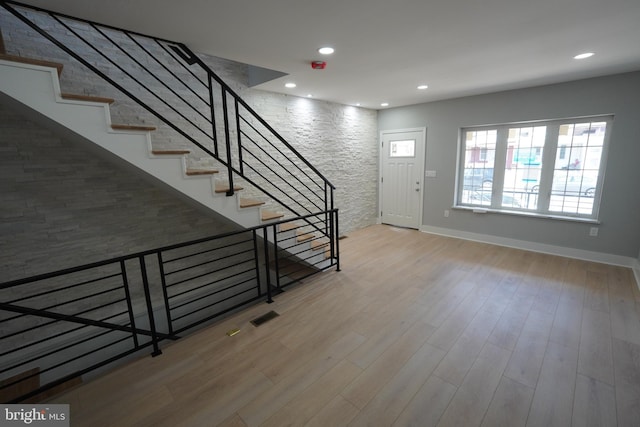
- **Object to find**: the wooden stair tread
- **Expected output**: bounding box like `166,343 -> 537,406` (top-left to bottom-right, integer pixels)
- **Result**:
111,123 -> 156,132
0,53 -> 64,75
214,183 -> 244,193
61,93 -> 115,104
311,238 -> 330,250
186,168 -> 218,176
239,198 -> 265,208
261,210 -> 284,221
296,232 -> 315,242
152,149 -> 190,155
279,222 -> 299,232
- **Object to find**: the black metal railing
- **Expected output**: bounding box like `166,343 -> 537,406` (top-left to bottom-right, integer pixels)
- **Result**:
0,0 -> 336,235
0,210 -> 339,403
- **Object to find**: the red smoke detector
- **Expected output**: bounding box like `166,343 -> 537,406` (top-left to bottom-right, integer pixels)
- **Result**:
311,61 -> 326,69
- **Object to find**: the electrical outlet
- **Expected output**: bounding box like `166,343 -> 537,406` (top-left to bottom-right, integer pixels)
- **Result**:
444,210 -> 450,218
589,227 -> 599,237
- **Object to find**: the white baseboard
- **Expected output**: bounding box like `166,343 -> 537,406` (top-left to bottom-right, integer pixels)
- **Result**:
420,225 -> 638,273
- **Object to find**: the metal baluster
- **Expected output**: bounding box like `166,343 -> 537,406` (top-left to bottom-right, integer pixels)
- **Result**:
252,230 -> 262,297
120,260 -> 139,348
263,229 -> 273,303
222,88 -> 234,196
139,256 -> 162,357
272,224 -> 281,291
335,210 -> 341,272
157,252 -> 174,337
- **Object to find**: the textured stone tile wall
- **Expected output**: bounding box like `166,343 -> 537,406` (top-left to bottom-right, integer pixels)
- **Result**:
241,93 -> 379,232
0,103 -> 238,283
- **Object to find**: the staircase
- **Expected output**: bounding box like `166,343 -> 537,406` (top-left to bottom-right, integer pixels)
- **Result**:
0,0 -> 336,269
0,1 -> 340,403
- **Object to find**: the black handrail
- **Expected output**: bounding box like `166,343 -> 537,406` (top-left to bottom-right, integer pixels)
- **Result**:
0,1 -> 336,232
1,209 -> 339,403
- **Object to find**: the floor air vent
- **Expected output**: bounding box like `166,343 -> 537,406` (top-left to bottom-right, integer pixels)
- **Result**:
250,310 -> 279,327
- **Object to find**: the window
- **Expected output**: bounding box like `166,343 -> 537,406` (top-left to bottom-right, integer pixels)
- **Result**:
389,139 -> 415,157
456,116 -> 612,220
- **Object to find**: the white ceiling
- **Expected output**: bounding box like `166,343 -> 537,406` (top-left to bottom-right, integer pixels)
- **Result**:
18,0 -> 640,109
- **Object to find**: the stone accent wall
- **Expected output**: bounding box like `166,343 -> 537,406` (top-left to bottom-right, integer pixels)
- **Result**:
242,93 -> 379,232
0,103 -> 238,282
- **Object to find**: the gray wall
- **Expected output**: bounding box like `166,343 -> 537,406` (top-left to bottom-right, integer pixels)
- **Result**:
379,72 -> 640,258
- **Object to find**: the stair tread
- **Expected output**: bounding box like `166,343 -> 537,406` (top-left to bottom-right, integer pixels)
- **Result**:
261,210 -> 285,222
0,53 -> 64,76
297,232 -> 315,242
214,183 -> 244,193
61,93 -> 115,104
152,149 -> 190,155
111,123 -> 156,132
186,168 -> 219,176
279,222 -> 300,232
311,238 -> 330,250
239,198 -> 265,208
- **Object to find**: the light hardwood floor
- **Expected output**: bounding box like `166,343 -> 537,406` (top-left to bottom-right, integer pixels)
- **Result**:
51,224 -> 640,426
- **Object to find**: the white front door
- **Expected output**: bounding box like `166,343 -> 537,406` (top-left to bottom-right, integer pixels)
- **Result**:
380,129 -> 425,229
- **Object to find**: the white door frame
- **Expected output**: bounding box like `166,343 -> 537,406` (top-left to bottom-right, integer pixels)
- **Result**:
378,127 -> 426,228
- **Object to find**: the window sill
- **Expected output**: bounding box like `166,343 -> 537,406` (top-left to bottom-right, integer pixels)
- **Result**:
452,205 -> 601,224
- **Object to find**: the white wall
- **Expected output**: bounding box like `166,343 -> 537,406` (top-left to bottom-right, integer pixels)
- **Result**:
241,92 -> 379,233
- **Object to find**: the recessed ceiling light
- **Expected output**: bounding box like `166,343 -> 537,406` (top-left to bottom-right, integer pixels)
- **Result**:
318,47 -> 334,55
380,102 -> 389,107
574,52 -> 594,60
417,85 -> 429,90
285,82 -> 297,88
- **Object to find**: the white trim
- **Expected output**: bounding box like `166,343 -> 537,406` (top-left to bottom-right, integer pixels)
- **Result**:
452,205 -> 601,224
633,259 -> 640,292
379,127 -> 426,229
420,224 -> 637,269
455,116 -> 612,221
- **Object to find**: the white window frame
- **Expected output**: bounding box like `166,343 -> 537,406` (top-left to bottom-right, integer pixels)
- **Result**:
454,115 -> 612,222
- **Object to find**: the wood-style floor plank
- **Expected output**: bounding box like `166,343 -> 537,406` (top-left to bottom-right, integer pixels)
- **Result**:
503,309 -> 554,388
349,341 -> 446,426
611,338 -> 640,426
436,343 -> 512,427
480,376 -> 534,427
578,307 -> 614,385
526,341 -> 579,427
340,319 -> 436,410
572,374 -> 617,427
42,225 -> 640,427
393,375 -> 457,427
